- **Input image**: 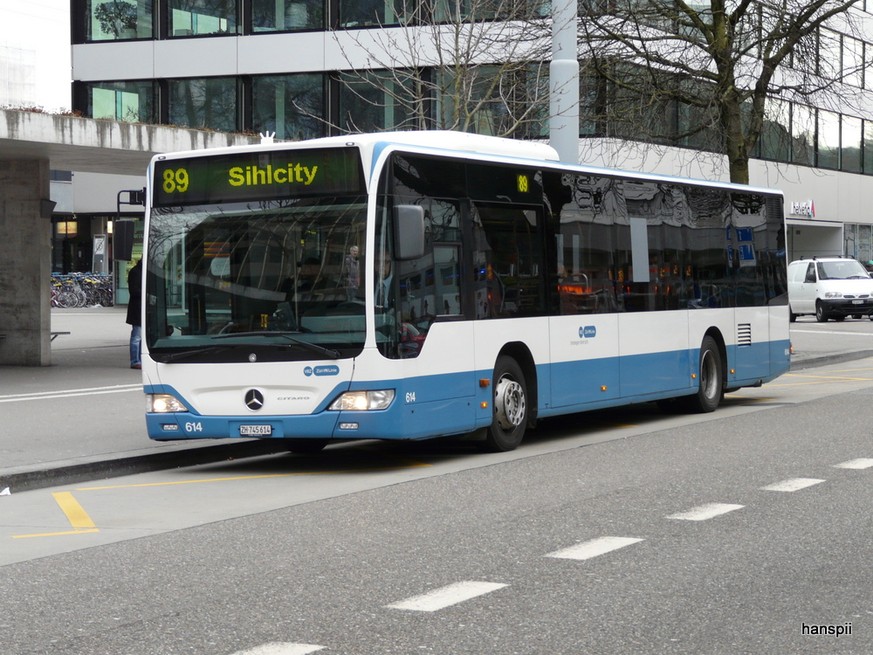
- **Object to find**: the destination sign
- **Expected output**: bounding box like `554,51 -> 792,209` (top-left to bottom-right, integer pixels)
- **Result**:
152,147 -> 365,206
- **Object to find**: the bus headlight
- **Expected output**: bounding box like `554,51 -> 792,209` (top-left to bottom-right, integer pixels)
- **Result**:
329,390 -> 395,411
147,394 -> 188,413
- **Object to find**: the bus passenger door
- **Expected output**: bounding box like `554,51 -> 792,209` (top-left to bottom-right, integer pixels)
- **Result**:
393,237 -> 478,437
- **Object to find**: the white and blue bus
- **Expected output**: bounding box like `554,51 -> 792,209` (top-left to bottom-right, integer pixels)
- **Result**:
142,131 -> 790,452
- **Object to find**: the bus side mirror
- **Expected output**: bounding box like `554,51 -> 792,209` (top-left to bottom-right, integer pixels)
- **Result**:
394,205 -> 425,260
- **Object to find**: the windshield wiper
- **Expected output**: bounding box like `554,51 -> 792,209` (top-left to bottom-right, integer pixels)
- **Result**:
159,346 -> 233,362
212,331 -> 342,359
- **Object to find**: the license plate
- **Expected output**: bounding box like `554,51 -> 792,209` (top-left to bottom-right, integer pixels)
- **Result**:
853,299 -> 864,304
240,424 -> 272,436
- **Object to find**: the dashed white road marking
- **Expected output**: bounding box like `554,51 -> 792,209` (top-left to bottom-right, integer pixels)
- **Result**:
546,536 -> 644,561
229,644 -> 324,655
666,503 -> 744,521
834,458 -> 873,470
386,581 -> 508,612
761,478 -> 825,492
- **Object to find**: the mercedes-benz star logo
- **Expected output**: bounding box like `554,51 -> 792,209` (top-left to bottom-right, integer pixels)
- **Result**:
245,389 -> 265,411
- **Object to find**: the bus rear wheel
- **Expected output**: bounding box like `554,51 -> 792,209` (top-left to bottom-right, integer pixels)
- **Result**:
684,335 -> 723,413
482,356 -> 528,452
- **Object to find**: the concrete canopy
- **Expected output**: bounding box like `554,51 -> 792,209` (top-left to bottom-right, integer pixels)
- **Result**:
0,109 -> 260,175
0,109 -> 260,365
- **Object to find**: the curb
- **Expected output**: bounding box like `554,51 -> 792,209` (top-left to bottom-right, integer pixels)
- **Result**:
0,440 -> 290,494
789,350 -> 873,371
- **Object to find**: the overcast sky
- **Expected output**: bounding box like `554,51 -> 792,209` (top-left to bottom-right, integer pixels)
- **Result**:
0,0 -> 71,111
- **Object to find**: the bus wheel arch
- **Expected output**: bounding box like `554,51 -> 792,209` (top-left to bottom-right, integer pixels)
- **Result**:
482,344 -> 536,452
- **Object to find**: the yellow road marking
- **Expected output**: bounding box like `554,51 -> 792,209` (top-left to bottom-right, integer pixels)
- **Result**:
787,373 -> 873,382
11,492 -> 99,539
13,528 -> 99,540
77,461 -> 432,492
11,461 -> 430,538
53,491 -> 97,529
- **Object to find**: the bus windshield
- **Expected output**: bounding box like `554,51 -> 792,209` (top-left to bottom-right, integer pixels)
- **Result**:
145,196 -> 368,362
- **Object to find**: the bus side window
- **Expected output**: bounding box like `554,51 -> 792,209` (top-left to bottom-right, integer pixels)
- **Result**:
554,173 -> 624,316
472,203 -> 545,319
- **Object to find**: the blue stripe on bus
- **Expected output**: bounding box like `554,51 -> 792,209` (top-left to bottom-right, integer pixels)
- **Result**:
145,338 -> 790,442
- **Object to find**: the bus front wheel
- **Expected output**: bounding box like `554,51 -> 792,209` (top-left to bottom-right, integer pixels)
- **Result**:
482,356 -> 528,452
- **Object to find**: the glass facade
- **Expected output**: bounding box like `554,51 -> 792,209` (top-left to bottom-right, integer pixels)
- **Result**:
251,0 -> 323,31
168,77 -> 239,131
790,104 -> 816,167
86,80 -> 157,123
87,0 -> 153,40
71,1 -> 873,180
337,70 -> 414,133
865,122 -> 873,173
168,0 -> 239,36
339,0 -> 402,27
816,109 -> 841,171
843,35 -> 865,87
843,115 -> 863,174
79,0 -> 552,39
437,65 -> 548,138
251,74 -> 325,140
759,99 -> 791,162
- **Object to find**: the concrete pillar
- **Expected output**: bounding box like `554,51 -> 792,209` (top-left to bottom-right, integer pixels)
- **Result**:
0,159 -> 52,365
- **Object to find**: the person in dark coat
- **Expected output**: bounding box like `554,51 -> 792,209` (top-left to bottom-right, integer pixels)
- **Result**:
126,259 -> 142,369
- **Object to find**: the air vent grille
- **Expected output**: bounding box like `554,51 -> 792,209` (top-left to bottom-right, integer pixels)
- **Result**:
737,323 -> 752,347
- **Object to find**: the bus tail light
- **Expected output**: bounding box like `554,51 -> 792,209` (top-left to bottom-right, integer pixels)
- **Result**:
329,390 -> 395,411
147,394 -> 188,413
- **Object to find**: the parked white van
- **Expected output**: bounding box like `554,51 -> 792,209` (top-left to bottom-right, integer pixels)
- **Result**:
787,257 -> 873,322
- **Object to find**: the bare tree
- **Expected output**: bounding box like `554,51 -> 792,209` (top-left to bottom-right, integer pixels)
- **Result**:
325,0 -> 556,137
577,0 -> 866,184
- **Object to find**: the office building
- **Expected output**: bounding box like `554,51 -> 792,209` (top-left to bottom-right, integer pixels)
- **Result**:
70,0 -> 873,262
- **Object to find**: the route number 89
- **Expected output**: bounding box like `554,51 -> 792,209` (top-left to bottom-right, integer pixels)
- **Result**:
162,167 -> 190,194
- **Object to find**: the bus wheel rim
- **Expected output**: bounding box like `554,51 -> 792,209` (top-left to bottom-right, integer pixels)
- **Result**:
495,376 -> 525,429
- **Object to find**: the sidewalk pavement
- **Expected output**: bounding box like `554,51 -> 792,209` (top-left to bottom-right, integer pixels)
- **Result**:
0,307 -> 869,494
0,306 -> 285,494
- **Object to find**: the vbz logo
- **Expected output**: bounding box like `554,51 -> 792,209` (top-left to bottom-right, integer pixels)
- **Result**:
579,325 -> 597,338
